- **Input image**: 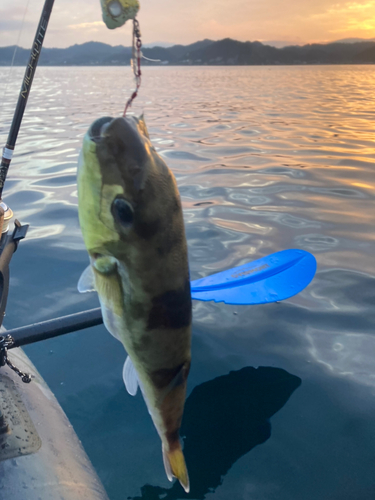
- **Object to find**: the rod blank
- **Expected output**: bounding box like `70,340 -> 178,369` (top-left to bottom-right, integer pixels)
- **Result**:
7,308 -> 103,348
0,0 -> 55,196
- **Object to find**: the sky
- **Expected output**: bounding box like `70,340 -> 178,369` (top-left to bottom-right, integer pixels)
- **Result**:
1,0 -> 375,49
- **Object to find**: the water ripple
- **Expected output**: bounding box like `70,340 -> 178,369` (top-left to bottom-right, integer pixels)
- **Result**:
1,65 -> 375,500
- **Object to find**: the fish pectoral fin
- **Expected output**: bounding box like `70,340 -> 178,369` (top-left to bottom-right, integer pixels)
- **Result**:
78,265 -> 96,293
162,444 -> 190,493
123,356 -> 139,396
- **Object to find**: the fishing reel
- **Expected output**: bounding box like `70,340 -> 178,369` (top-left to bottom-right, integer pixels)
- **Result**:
0,202 -> 13,238
0,202 -> 29,328
0,202 -> 31,383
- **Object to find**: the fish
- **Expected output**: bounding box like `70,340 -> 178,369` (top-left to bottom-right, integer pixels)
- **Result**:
77,115 -> 191,492
100,0 -> 140,29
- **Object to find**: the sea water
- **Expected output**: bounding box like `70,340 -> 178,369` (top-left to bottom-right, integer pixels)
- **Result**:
0,66 -> 375,500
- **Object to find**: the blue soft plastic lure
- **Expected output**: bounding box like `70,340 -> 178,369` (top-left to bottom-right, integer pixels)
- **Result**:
190,249 -> 316,305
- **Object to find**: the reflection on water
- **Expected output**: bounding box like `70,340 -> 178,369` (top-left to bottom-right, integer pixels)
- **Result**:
130,367 -> 301,500
306,269 -> 375,388
1,66 -> 375,499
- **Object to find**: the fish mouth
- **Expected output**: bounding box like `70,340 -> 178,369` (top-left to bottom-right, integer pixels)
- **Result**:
89,116 -> 114,143
89,116 -> 148,166
88,116 -> 144,147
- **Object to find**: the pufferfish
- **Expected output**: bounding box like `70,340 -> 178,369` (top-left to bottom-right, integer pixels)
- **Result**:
77,115 -> 191,491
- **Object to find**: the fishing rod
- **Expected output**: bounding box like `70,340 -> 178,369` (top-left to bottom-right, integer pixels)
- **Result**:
0,0 -> 55,199
0,0 -> 55,381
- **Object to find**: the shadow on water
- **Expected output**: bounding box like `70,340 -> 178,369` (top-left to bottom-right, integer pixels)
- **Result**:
130,366 -> 301,500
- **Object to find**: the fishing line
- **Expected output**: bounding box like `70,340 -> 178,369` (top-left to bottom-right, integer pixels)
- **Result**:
123,18 -> 142,116
122,18 -> 160,116
0,0 -> 31,122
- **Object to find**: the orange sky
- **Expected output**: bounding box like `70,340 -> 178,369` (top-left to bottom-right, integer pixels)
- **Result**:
1,0 -> 375,48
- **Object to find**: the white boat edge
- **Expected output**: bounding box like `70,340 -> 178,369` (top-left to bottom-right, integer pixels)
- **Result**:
0,342 -> 110,500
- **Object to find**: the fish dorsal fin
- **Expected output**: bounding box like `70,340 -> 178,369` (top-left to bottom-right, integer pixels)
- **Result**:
123,356 -> 139,396
78,265 -> 96,293
138,114 -> 150,139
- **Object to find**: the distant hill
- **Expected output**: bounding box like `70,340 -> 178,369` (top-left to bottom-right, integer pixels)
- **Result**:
2,38 -> 375,66
0,42 -> 133,66
333,37 -> 375,44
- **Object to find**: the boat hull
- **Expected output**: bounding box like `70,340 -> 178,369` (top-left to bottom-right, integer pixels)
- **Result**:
0,346 -> 109,500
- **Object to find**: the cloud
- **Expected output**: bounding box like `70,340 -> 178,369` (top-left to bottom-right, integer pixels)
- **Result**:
1,0 -> 375,48
0,1 -> 43,49
308,0 -> 375,35
0,3 -> 35,32
68,21 -> 104,30
0,19 -> 30,31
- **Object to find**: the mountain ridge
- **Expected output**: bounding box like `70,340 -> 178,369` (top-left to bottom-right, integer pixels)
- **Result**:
2,38 -> 375,66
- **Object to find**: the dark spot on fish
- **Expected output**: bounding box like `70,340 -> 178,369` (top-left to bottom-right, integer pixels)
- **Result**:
168,224 -> 184,247
151,361 -> 190,390
156,246 -> 165,257
130,300 -> 147,321
147,279 -> 192,330
156,228 -> 184,257
134,218 -> 161,240
107,138 -> 126,158
173,198 -> 181,213
165,429 -> 180,445
133,334 -> 152,351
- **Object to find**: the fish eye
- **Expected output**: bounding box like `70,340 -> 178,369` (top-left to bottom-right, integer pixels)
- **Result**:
111,198 -> 134,227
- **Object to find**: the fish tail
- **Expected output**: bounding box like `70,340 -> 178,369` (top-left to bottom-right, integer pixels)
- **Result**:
162,443 -> 190,493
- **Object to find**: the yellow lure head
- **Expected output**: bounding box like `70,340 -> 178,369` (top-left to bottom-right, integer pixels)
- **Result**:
100,0 -> 140,29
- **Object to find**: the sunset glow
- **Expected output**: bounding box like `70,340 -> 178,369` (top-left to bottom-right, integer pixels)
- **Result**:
1,0 -> 375,48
